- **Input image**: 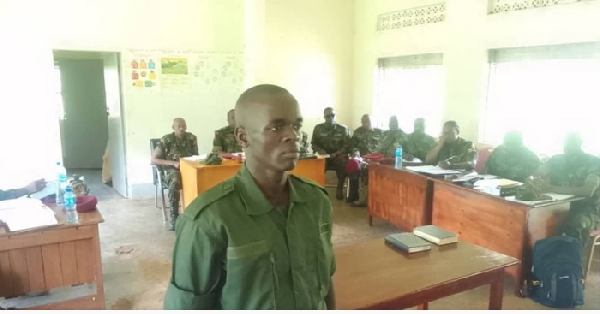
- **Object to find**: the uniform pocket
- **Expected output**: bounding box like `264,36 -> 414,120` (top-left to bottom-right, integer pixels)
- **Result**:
225,241 -> 276,309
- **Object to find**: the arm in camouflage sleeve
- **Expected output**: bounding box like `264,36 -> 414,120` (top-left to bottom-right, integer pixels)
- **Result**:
543,157 -> 600,197
212,130 -> 223,153
336,128 -> 351,155
192,135 -> 199,156
447,142 -> 478,171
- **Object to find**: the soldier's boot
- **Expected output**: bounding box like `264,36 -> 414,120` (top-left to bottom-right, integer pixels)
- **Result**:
336,178 -> 344,200
167,200 -> 180,231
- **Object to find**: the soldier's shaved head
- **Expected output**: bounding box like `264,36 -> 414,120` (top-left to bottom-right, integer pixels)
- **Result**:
361,114 -> 372,130
235,84 -> 296,128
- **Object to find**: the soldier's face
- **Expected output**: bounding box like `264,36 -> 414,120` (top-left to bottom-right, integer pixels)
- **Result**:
414,120 -> 425,133
389,117 -> 398,130
324,109 -> 336,125
361,115 -> 372,130
172,120 -> 187,137
227,110 -> 235,127
239,94 -> 302,172
442,125 -> 458,142
563,135 -> 583,156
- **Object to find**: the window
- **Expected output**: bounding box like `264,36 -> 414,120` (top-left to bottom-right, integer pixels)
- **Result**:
483,42 -> 600,157
374,53 -> 444,135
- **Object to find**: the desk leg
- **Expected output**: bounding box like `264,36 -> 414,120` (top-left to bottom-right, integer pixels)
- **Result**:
488,271 -> 504,310
367,214 -> 373,226
417,303 -> 428,310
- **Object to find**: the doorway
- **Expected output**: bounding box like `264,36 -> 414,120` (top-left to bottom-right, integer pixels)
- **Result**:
53,50 -> 128,197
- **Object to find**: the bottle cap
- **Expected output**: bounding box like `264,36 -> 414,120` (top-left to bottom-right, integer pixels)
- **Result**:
66,187 -> 72,192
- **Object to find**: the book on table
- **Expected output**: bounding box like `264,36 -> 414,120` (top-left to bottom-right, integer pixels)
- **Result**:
384,232 -> 431,253
413,225 -> 458,245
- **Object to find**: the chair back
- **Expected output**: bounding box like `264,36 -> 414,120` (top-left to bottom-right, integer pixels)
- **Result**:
150,138 -> 162,184
475,147 -> 493,174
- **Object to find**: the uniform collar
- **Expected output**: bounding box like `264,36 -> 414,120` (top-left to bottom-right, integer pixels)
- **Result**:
234,163 -> 306,216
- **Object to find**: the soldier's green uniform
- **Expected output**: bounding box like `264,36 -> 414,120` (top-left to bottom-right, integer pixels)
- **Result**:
378,129 -> 407,158
213,125 -> 242,153
300,131 -> 311,156
349,126 -> 384,156
156,132 -> 199,228
404,132 -> 437,161
311,123 -> 351,179
432,137 -> 478,165
485,145 -> 540,182
164,165 -> 335,310
546,153 -> 600,246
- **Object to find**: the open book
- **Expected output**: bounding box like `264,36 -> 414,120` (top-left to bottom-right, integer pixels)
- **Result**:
0,198 -> 58,232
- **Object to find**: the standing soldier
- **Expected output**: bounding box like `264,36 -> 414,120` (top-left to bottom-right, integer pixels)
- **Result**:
311,107 -> 351,200
151,118 -> 199,230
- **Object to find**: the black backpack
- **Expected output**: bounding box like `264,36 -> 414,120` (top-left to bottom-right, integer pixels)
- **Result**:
528,236 -> 584,308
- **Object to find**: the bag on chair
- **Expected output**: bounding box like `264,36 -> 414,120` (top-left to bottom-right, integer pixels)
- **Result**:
528,236 -> 584,308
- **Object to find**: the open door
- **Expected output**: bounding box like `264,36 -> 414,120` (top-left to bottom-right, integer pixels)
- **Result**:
59,59 -> 109,169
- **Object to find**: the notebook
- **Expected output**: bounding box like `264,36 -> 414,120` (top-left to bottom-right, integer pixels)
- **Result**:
413,225 -> 458,245
384,232 -> 431,253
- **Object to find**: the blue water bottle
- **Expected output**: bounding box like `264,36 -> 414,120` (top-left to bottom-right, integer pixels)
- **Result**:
64,187 -> 79,225
395,145 -> 403,169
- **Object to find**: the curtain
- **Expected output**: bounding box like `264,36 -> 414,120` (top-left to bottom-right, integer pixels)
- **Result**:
374,53 -> 444,135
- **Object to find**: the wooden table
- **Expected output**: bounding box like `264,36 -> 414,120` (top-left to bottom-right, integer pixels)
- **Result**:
334,239 -> 519,310
0,206 -> 105,309
180,157 -> 326,209
367,163 -> 433,231
431,179 -> 575,293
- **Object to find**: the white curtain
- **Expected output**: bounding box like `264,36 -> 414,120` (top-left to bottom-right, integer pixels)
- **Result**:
374,53 -> 444,135
483,42 -> 600,157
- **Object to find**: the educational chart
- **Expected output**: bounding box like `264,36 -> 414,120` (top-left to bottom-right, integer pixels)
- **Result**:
160,56 -> 190,92
128,52 -> 160,91
190,52 -> 244,93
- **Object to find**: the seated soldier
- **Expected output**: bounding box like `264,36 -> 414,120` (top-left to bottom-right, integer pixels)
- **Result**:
403,118 -> 436,161
537,133 -> 600,247
151,118 -> 199,231
311,107 -> 351,200
377,116 -> 407,158
213,109 -> 243,154
425,120 -> 477,170
0,179 -> 46,201
485,131 -> 540,182
346,114 -> 383,203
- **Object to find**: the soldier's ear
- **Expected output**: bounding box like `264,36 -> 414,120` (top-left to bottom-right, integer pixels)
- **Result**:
235,126 -> 249,148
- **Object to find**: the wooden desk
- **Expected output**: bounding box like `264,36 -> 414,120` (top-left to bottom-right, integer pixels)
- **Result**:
334,239 -> 519,310
180,157 -> 326,209
431,179 -> 574,293
367,163 -> 433,231
0,206 -> 105,309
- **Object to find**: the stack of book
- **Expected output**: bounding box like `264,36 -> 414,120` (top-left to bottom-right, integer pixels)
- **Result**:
384,225 -> 459,254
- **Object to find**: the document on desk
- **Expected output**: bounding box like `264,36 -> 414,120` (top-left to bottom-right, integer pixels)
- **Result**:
0,198 -> 58,232
182,154 -> 207,161
405,165 -> 462,175
505,193 -> 575,205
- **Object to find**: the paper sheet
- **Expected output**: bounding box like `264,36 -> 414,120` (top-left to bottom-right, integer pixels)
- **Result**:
0,198 -> 58,232
505,193 -> 575,205
405,165 -> 462,175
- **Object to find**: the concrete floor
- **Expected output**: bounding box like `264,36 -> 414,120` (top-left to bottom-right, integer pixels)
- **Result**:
82,170 -> 599,310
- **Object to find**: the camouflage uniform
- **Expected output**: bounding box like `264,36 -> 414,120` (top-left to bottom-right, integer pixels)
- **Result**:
485,145 -> 541,182
311,123 -> 351,199
378,129 -> 407,158
212,126 -> 242,153
347,127 -> 384,203
433,137 -> 478,165
546,153 -> 600,246
157,132 -> 199,229
300,131 -> 311,156
404,132 -> 437,161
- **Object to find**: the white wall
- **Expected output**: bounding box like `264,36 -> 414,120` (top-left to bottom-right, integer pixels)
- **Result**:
0,0 -> 245,197
353,0 -> 600,142
246,0 -> 355,134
